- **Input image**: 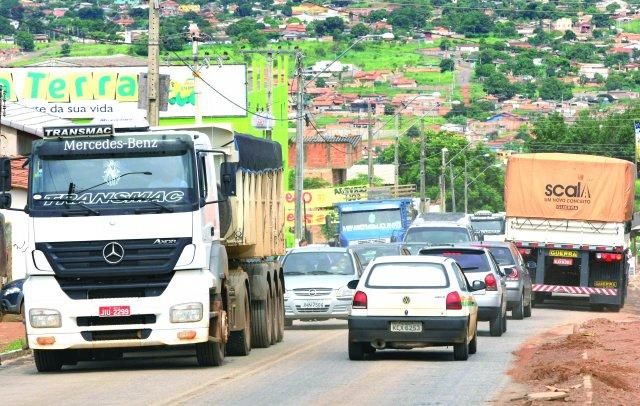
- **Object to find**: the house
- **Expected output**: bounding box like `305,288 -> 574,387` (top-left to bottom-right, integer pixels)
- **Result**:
307,60 -> 356,76
52,8 -> 68,18
292,3 -> 346,22
288,135 -> 363,185
351,70 -> 392,87
114,0 -> 141,5
578,63 -> 609,79
390,77 -> 417,89
578,15 -> 594,34
160,0 -> 180,17
113,14 -> 135,27
552,17 -> 573,32
282,23 -> 306,41
178,4 -> 200,13
483,112 -> 528,132
507,41 -> 533,50
371,21 -> 393,33
616,33 -> 640,44
597,0 -> 629,12
456,45 -> 480,54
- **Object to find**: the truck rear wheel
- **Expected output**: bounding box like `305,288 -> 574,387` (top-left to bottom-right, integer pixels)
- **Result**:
275,288 -> 284,343
269,288 -> 278,346
251,298 -> 272,348
227,288 -> 251,356
34,349 -> 63,372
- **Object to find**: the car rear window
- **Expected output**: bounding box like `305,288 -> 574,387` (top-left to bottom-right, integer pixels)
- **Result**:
422,250 -> 490,273
404,227 -> 471,245
487,247 -> 515,265
366,263 -> 449,288
353,246 -> 399,266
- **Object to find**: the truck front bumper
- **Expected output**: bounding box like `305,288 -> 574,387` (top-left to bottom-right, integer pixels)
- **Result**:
25,270 -> 212,350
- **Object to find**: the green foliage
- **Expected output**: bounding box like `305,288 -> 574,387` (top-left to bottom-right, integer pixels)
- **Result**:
439,58 -> 455,73
350,23 -> 370,38
78,7 -> 104,20
563,30 -> 577,41
309,17 -> 345,38
0,16 -> 15,36
388,6 -> 430,30
527,108 -> 638,161
378,132 -> 504,212
341,173 -> 383,186
384,104 -> 395,115
60,42 -> 71,57
15,30 -> 34,52
132,35 -> 148,56
483,72 -> 516,101
538,77 -> 573,101
225,18 -> 267,46
305,177 -> 332,189
442,10 -> 495,36
315,77 -> 327,88
439,38 -> 451,51
605,73 -> 634,91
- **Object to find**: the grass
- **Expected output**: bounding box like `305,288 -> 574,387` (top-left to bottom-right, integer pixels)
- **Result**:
621,20 -> 640,34
314,116 -> 339,126
405,70 -> 454,86
1,339 -> 26,353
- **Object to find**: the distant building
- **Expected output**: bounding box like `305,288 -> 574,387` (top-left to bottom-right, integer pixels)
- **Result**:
552,17 -> 573,32
578,63 -> 609,79
288,135 -> 362,184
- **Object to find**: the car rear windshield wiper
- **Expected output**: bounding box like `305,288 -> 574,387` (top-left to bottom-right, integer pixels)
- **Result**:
309,270 -> 332,275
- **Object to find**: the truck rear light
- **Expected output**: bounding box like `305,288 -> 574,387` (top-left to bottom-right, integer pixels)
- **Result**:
595,252 -> 623,262
484,274 -> 497,291
446,291 -> 462,310
507,268 -> 519,280
352,291 -> 367,309
518,248 -> 531,255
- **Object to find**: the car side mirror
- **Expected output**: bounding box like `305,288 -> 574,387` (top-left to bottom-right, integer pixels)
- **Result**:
0,157 -> 11,192
471,280 -> 486,291
526,261 -> 536,269
0,193 -> 11,209
219,162 -> 236,197
347,279 -> 359,290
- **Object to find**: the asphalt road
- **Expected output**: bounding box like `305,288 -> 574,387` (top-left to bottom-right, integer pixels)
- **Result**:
0,299 -> 605,406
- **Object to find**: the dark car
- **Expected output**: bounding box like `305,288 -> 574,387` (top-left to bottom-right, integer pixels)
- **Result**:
351,243 -> 411,268
1,278 -> 24,315
403,221 -> 480,254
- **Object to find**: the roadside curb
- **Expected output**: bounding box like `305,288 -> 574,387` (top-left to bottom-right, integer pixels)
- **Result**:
0,348 -> 31,365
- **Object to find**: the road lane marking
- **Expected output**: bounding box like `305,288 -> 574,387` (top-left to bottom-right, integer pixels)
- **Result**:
582,351 -> 593,405
157,330 -> 344,405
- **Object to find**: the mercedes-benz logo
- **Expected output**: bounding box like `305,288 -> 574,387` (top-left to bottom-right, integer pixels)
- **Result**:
308,289 -> 317,296
402,296 -> 410,304
102,242 -> 125,265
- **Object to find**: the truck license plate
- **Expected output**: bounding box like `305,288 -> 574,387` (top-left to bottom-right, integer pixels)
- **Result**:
99,306 -> 131,317
553,258 -> 573,266
300,301 -> 324,309
390,321 -> 422,333
549,250 -> 578,258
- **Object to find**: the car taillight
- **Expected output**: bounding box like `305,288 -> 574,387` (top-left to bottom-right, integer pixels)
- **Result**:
518,248 -> 531,255
446,291 -> 462,310
485,274 -> 497,291
595,252 -> 623,262
507,268 -> 519,280
352,291 -> 367,309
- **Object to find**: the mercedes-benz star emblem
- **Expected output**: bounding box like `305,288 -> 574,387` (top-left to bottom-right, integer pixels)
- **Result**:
402,296 -> 410,304
103,242 -> 125,265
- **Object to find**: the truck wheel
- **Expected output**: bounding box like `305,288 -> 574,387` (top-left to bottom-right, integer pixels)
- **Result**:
532,292 -> 546,307
34,349 -> 63,372
453,334 -> 469,361
512,294 -> 524,320
284,319 -> 293,327
227,289 -> 251,356
275,289 -> 284,343
196,340 -> 225,367
348,341 -> 366,361
489,312 -> 503,337
270,289 -> 278,346
251,299 -> 272,348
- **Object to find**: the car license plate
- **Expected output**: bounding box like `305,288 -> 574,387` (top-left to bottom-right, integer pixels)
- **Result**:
390,321 -> 422,333
549,249 -> 578,258
99,306 -> 131,317
553,257 -> 573,266
300,300 -> 324,309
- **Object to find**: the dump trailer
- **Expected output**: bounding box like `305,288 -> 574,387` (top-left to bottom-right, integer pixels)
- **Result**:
334,198 -> 414,246
0,123 -> 285,371
504,153 -> 635,310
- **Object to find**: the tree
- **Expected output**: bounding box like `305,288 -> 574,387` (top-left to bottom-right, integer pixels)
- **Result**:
367,9 -> 388,23
594,73 -> 605,84
388,6 -> 430,30
341,173 -> 383,186
132,34 -> 148,56
483,72 -> 516,101
78,7 -> 104,20
605,73 -> 631,91
475,63 -> 495,78
350,23 -> 370,38
406,125 -> 421,138
439,58 -> 455,73
234,3 -> 253,17
0,16 -> 15,36
538,77 -> 573,101
384,104 -> 395,115
315,77 -> 327,88
563,30 -> 577,41
439,38 -> 451,51
282,4 -> 293,17
14,30 -> 34,52
60,42 -> 71,57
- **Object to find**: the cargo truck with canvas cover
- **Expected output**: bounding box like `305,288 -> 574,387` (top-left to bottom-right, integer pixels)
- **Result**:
504,153 -> 635,310
0,123 -> 285,371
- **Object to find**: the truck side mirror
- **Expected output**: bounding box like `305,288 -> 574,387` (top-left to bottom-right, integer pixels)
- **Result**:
526,261 -> 536,269
0,158 -> 11,192
219,162 -> 236,197
0,193 -> 11,209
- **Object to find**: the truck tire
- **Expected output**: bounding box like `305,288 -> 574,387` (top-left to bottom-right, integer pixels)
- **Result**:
348,341 -> 366,361
512,293 -> 524,320
275,288 -> 284,343
196,340 -> 225,367
270,288 -> 278,346
34,349 -> 63,372
226,288 -> 251,356
489,312 -> 503,337
284,319 -> 293,327
251,299 -> 272,348
453,334 -> 469,361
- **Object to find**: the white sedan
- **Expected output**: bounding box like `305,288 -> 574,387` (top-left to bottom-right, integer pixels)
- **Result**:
347,255 -> 484,361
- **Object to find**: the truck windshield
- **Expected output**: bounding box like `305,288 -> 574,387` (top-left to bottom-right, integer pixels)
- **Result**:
470,219 -> 505,234
341,209 -> 401,232
404,227 -> 471,245
29,135 -> 197,216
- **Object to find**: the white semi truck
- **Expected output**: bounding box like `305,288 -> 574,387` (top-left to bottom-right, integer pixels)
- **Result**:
0,123 -> 285,371
504,153 -> 635,311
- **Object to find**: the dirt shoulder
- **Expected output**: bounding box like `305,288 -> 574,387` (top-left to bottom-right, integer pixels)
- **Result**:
495,276 -> 640,404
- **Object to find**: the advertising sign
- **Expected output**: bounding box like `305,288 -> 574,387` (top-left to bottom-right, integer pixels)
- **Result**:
0,65 -> 247,119
284,186 -> 370,211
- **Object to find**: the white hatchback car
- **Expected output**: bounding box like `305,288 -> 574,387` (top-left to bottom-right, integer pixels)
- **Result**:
348,256 -> 484,361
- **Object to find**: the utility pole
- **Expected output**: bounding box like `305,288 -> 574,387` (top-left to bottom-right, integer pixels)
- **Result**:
393,113 -> 400,191
367,96 -> 374,186
450,160 -> 456,212
190,22 -> 202,125
294,51 -> 306,243
147,0 -> 160,126
464,158 -> 468,214
441,148 -> 448,213
419,117 -> 426,213
266,51 -> 273,140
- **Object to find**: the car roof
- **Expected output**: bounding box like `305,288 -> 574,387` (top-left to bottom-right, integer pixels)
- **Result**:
408,221 -> 470,229
419,245 -> 488,254
286,247 -> 351,254
369,255 -> 451,266
467,241 -> 513,248
351,243 -> 404,249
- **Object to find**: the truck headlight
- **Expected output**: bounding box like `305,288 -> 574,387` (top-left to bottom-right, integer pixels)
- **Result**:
29,309 -> 61,328
336,286 -> 354,299
170,302 -> 203,323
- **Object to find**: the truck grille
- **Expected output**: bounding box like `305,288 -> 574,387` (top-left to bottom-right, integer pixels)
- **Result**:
81,329 -> 152,341
36,238 -> 191,278
56,272 -> 174,300
76,314 -> 156,327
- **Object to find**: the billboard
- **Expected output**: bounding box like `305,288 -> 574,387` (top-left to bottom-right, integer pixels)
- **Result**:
0,65 -> 247,119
